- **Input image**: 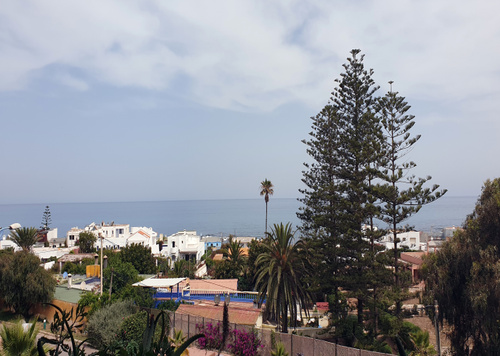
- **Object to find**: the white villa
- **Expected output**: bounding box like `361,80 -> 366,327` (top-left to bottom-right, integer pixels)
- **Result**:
380,230 -> 425,251
66,222 -> 160,253
161,230 -> 205,262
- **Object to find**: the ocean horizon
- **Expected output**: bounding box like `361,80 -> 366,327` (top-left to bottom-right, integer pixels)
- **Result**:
0,195 -> 478,239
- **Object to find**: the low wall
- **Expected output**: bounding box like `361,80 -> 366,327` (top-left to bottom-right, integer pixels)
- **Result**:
171,310 -> 393,356
31,299 -> 87,324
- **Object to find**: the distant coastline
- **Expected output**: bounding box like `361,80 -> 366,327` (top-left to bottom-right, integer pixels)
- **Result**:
0,196 -> 477,238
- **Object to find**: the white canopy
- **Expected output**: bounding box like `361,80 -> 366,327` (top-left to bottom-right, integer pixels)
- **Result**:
132,277 -> 186,288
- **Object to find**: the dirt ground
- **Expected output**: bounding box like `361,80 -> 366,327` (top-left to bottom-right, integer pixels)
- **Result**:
404,297 -> 451,355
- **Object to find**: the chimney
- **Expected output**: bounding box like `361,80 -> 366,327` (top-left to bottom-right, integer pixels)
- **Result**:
68,274 -> 72,289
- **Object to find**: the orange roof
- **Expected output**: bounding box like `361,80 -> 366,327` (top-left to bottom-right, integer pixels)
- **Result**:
315,302 -> 329,313
400,252 -> 425,266
138,230 -> 150,238
181,279 -> 238,291
213,254 -> 224,261
176,304 -> 260,326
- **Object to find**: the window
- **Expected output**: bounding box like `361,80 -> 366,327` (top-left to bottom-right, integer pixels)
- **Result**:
172,241 -> 175,248
69,235 -> 75,240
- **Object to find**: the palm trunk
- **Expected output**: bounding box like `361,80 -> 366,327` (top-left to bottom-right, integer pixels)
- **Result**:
265,201 -> 268,235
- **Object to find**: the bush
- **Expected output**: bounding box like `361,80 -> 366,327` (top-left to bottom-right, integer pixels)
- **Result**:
227,328 -> 263,356
157,299 -> 180,311
196,322 -> 224,350
120,310 -> 148,345
87,300 -> 137,349
119,310 -> 166,345
78,292 -> 115,316
196,322 -> 263,356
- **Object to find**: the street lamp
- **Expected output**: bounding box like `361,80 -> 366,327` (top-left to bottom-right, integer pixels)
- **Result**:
0,223 -> 22,249
0,223 -> 22,239
91,225 -> 104,296
0,223 -> 22,250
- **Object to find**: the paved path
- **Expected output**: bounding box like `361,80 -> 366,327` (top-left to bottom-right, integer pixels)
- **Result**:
186,348 -> 231,356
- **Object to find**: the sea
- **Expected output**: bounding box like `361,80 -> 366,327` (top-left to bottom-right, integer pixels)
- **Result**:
0,196 -> 477,239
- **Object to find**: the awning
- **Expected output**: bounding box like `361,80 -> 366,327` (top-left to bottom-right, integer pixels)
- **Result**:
132,277 -> 186,288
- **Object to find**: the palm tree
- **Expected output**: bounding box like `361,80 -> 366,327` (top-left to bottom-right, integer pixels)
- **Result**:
409,330 -> 437,356
0,319 -> 40,356
9,227 -> 40,251
260,179 -> 274,235
224,236 -> 245,274
255,223 -> 311,333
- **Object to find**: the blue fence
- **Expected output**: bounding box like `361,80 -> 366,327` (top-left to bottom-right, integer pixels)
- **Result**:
154,289 -> 260,305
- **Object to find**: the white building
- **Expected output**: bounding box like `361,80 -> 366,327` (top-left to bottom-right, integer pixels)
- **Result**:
162,230 -> 205,262
233,236 -> 257,248
380,231 -> 423,251
66,222 -> 159,252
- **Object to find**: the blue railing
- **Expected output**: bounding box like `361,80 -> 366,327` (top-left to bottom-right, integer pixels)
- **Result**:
154,289 -> 260,304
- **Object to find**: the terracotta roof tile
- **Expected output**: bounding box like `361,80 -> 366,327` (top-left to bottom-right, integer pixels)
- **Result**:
180,279 -> 238,291
400,252 -> 425,266
176,304 -> 260,326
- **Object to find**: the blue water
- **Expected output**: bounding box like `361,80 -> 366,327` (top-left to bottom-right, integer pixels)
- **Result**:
0,196 -> 477,238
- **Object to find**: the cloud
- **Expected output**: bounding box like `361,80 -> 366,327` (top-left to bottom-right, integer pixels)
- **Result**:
56,73 -> 89,91
1,0 -> 500,115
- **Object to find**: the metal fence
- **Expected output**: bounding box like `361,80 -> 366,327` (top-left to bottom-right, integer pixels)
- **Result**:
169,311 -> 392,356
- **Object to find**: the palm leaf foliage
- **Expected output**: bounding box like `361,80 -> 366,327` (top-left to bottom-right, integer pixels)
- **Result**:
255,222 -> 311,333
0,319 -> 40,356
9,227 -> 40,251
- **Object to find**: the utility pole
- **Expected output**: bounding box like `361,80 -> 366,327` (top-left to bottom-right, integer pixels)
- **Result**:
109,267 -> 114,296
435,300 -> 441,356
100,232 -> 103,296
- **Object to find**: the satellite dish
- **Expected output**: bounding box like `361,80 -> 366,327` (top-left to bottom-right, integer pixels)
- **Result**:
62,272 -> 68,279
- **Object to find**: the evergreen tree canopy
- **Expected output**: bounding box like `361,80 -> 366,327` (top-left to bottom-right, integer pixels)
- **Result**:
299,49 -> 444,331
423,178 -> 500,355
299,49 -> 383,323
377,87 -> 446,316
120,243 -> 156,274
0,251 -> 56,320
77,231 -> 97,253
40,205 -> 52,231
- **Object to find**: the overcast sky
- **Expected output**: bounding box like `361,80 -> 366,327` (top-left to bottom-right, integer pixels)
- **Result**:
1,0 -> 499,204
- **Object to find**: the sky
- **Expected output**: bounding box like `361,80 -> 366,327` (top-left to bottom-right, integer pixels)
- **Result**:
1,0 -> 499,204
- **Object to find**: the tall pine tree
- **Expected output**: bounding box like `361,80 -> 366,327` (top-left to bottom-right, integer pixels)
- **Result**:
298,104 -> 345,307
40,205 -> 52,231
299,49 -> 384,324
377,85 -> 446,315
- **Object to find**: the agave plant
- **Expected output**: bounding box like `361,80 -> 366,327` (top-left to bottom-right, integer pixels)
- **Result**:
168,329 -> 189,356
271,341 -> 288,356
36,303 -> 89,356
99,309 -> 202,356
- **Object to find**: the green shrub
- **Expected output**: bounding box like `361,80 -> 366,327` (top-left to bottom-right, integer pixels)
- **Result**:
87,300 -> 137,349
157,299 -> 180,311
119,311 -> 153,345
